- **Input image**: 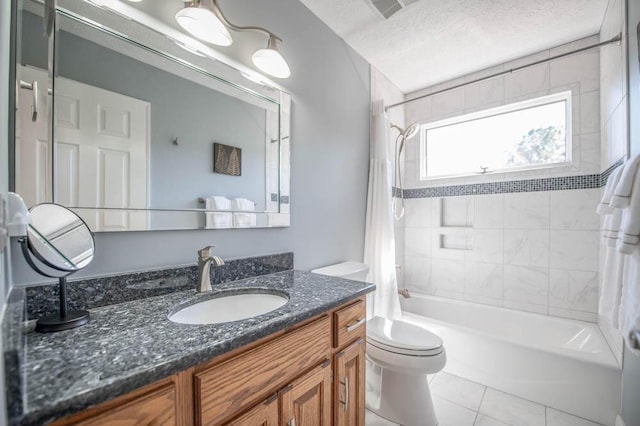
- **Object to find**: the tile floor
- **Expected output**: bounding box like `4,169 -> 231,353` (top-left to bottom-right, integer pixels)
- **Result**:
364,372 -> 603,426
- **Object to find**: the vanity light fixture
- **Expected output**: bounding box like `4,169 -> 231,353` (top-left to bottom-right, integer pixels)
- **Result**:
175,0 -> 291,78
251,35 -> 291,79
175,1 -> 232,46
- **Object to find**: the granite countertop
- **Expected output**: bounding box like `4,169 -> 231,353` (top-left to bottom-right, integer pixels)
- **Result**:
16,270 -> 375,425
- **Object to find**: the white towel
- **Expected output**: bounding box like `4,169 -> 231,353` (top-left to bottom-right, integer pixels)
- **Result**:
597,166 -> 624,215
206,196 -> 231,210
232,198 -> 255,211
618,252 -> 640,355
597,165 -> 626,328
233,212 -> 256,228
617,160 -> 640,254
611,155 -> 640,209
603,209 -> 623,247
205,212 -> 232,229
599,239 -> 626,325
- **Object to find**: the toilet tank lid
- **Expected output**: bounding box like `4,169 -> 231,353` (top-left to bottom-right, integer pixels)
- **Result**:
311,261 -> 369,278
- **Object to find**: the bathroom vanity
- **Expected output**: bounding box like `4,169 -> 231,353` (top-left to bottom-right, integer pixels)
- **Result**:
10,270 -> 374,425
53,296 -> 365,425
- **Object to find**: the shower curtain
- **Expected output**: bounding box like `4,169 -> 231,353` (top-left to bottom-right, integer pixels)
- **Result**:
364,100 -> 402,320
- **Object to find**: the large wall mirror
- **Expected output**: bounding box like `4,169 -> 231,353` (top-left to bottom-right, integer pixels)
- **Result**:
13,0 -> 291,231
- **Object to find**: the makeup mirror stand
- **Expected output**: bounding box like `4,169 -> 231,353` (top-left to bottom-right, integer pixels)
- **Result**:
19,243 -> 90,333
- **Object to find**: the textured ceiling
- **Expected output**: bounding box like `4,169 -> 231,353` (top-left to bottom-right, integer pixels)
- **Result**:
300,0 -> 608,93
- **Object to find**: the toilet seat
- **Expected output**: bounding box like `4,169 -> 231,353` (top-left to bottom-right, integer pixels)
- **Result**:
367,316 -> 443,356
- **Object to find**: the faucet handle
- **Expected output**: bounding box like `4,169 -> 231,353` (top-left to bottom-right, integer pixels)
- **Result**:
198,245 -> 216,260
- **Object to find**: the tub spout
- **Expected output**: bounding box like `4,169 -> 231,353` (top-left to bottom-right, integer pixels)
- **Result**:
398,288 -> 411,298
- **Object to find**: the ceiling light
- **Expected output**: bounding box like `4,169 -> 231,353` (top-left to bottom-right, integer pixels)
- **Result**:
175,1 -> 232,46
175,0 -> 291,78
251,36 -> 291,79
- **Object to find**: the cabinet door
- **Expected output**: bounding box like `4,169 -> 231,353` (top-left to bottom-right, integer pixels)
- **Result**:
225,394 -> 279,426
281,360 -> 332,426
334,338 -> 365,426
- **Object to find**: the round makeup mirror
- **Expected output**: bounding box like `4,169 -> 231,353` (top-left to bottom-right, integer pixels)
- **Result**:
20,203 -> 95,332
26,203 -> 95,271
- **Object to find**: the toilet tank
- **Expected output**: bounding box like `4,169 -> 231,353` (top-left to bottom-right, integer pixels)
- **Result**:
311,261 -> 369,282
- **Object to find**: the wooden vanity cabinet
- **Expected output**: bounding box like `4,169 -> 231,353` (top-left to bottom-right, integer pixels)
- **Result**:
52,296 -> 367,426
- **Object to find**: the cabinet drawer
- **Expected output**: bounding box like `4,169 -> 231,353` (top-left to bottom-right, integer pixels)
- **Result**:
53,383 -> 176,426
333,298 -> 366,348
195,315 -> 331,425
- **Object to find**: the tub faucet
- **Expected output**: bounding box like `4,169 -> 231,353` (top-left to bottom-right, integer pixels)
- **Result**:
398,288 -> 411,299
196,245 -> 225,293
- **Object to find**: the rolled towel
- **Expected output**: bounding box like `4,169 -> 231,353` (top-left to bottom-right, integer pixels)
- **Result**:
611,155 -> 640,209
232,198 -> 255,211
207,196 -> 231,210
597,166 -> 624,215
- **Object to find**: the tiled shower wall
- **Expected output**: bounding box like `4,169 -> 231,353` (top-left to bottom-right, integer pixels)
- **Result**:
403,190 -> 601,321
398,35 -> 604,322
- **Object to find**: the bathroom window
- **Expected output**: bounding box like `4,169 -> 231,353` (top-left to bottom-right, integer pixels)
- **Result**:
420,91 -> 571,179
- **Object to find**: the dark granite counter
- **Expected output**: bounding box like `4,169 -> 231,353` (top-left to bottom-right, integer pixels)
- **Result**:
13,270 -> 374,425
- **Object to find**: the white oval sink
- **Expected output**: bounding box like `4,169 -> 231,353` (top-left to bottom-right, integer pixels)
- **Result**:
169,292 -> 288,325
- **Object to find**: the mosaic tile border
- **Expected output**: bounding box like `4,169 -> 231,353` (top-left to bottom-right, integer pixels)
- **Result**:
401,159 -> 626,199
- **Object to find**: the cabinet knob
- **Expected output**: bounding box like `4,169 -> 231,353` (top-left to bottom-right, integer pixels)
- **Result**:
287,418 -> 296,426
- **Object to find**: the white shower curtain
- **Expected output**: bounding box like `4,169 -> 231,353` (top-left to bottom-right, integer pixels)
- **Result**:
364,100 -> 402,320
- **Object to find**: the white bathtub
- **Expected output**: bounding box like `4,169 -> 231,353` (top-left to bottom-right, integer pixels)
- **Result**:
400,293 -> 621,426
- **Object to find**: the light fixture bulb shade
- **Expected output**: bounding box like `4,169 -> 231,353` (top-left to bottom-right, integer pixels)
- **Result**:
175,6 -> 232,46
252,47 -> 291,79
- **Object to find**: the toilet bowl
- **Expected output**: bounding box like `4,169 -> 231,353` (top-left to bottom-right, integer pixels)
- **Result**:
311,261 -> 447,426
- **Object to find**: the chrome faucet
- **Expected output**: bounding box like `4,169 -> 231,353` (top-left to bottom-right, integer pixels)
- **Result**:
196,245 -> 225,292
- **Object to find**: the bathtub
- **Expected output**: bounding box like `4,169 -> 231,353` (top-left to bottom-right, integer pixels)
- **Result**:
400,293 -> 621,426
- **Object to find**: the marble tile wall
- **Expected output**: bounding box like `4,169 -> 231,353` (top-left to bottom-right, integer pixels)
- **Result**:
600,0 -> 628,171
403,188 -> 601,321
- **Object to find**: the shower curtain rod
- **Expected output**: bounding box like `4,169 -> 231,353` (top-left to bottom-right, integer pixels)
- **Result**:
385,32 -> 623,111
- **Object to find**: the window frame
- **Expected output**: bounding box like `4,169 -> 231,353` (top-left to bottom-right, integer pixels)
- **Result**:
419,91 -> 573,181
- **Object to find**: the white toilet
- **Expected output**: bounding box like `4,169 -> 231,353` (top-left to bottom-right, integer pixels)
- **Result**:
311,262 -> 446,426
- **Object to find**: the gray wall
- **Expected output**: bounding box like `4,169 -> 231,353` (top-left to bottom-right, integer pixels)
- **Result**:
622,2 -> 640,425
11,0 -> 371,284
